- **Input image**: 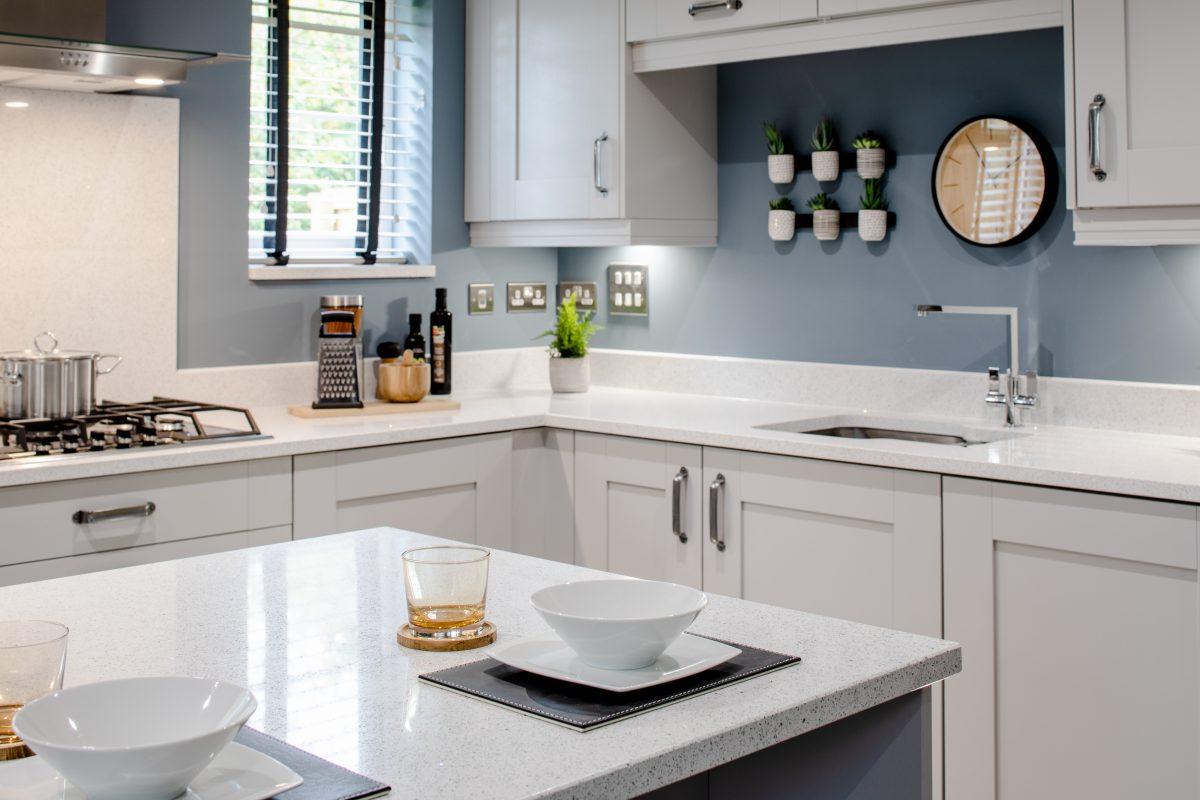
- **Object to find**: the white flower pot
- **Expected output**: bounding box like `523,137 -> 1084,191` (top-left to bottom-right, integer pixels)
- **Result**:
549,355 -> 590,393
856,148 -> 885,179
812,209 -> 841,241
768,209 -> 796,242
858,209 -> 888,242
767,154 -> 795,184
811,150 -> 840,182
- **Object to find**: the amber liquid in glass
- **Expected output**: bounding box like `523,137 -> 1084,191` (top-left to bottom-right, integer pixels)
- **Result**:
409,603 -> 485,631
0,704 -> 31,761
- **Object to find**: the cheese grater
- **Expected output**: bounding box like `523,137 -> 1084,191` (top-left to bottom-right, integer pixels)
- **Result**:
313,309 -> 363,409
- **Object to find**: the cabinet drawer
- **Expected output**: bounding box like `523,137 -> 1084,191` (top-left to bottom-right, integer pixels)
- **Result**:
632,0 -> 817,42
0,458 -> 291,567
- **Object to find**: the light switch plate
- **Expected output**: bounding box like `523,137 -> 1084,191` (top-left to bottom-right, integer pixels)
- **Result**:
506,281 -> 549,313
608,263 -> 648,316
557,281 -> 598,311
468,283 -> 494,314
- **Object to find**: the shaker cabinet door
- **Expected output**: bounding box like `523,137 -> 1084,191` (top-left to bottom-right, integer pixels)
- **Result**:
574,433 -> 703,588
1073,0 -> 1200,207
944,478 -> 1200,800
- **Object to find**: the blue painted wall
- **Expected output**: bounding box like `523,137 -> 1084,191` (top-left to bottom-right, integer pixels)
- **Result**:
109,0 -> 557,367
560,29 -> 1200,385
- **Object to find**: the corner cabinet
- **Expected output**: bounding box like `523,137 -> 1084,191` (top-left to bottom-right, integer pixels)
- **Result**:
1069,0 -> 1200,244
465,0 -> 717,247
943,478 -> 1200,799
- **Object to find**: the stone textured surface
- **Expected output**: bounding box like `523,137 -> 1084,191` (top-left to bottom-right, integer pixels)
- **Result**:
0,528 -> 960,800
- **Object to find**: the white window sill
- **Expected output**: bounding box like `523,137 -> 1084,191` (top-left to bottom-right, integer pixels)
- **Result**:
248,264 -> 436,281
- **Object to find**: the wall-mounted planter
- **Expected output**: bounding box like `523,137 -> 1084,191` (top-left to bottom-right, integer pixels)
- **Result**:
811,151 -> 839,182
768,154 -> 795,184
769,209 -> 796,241
858,209 -> 888,241
856,148 -> 885,179
812,209 -> 841,241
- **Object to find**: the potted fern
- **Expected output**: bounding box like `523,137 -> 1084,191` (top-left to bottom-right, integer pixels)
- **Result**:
810,117 -> 839,182
768,196 -> 796,242
539,293 -> 600,393
853,130 -> 885,179
858,178 -> 888,242
807,193 -> 840,241
764,121 -> 794,184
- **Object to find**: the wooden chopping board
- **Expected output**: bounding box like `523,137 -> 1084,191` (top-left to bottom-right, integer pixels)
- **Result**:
287,398 -> 461,418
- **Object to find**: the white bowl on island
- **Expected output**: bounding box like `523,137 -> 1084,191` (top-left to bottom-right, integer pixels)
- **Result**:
14,676 -> 257,800
530,578 -> 708,670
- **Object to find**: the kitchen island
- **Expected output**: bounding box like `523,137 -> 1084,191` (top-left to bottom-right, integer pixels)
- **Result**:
0,528 -> 960,799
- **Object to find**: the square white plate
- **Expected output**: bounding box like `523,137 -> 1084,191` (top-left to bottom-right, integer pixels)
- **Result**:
0,741 -> 303,800
488,632 -> 741,692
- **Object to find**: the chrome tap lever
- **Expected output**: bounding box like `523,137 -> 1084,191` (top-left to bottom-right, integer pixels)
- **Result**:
985,367 -> 1007,406
1014,369 -> 1039,408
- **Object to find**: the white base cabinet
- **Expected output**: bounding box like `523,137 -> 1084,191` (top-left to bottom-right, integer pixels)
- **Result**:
944,478 -> 1200,800
292,434 -> 513,550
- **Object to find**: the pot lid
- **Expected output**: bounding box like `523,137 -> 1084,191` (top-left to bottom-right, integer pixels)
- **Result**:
0,332 -> 97,361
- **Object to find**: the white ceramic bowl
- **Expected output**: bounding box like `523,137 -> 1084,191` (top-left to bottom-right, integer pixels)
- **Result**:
530,579 -> 707,670
14,676 -> 256,800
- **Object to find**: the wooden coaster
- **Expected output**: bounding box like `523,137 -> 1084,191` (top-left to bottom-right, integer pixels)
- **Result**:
397,621 -> 496,652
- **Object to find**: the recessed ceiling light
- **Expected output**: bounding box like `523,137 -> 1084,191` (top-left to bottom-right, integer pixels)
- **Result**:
4,100 -> 29,108
134,77 -> 165,86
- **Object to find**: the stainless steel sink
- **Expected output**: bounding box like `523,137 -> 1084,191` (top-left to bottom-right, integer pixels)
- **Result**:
802,426 -> 983,446
755,415 -> 1023,446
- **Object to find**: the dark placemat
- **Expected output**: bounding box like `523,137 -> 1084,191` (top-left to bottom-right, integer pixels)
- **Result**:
418,634 -> 801,731
234,727 -> 390,799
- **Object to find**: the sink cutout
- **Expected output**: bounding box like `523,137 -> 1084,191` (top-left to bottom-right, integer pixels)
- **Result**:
755,415 -> 1026,446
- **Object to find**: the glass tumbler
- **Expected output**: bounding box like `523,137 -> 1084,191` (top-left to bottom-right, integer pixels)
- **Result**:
0,620 -> 68,761
402,546 -> 490,637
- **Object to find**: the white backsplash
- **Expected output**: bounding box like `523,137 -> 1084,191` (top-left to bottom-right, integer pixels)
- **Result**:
0,88 -> 180,402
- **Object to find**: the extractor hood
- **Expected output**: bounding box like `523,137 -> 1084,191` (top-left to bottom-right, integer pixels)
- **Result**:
0,30 -> 227,93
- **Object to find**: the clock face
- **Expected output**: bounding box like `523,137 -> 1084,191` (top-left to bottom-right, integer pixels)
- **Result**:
932,117 -> 1052,246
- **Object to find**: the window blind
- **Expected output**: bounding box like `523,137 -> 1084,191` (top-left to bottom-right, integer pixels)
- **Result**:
248,0 -> 430,266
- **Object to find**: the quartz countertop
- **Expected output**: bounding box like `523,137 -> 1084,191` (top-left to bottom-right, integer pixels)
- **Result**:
0,528 -> 960,800
3,386 -> 1200,503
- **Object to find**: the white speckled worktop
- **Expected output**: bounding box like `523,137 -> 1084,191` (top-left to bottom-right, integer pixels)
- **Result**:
3,384 -> 1200,503
0,528 -> 960,800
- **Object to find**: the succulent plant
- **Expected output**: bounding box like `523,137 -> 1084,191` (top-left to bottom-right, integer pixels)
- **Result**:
852,130 -> 884,150
763,121 -> 786,156
806,193 -> 838,211
859,178 -> 887,210
810,117 -> 835,152
769,196 -> 794,212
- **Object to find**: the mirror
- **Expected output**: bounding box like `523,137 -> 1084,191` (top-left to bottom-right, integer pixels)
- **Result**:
932,116 -> 1052,247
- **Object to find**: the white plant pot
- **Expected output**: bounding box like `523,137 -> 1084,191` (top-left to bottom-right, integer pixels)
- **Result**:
811,150 -> 840,182
856,148 -> 885,179
812,209 -> 841,241
549,355 -> 590,393
768,209 -> 796,242
767,154 -> 795,184
858,208 -> 888,242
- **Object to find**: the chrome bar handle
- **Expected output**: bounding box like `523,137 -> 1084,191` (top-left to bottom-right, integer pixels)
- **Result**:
593,132 -> 609,197
1088,94 -> 1107,182
1014,369 -> 1039,408
708,474 -> 726,552
73,501 -> 156,525
672,467 -> 688,543
985,367 -> 1006,406
689,0 -> 742,16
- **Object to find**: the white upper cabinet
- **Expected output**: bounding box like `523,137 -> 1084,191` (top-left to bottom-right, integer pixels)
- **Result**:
626,0 -> 818,43
818,0 -> 972,16
1070,0 -> 1200,243
466,0 -> 717,247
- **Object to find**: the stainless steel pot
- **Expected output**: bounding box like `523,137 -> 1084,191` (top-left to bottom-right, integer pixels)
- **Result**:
0,332 -> 122,419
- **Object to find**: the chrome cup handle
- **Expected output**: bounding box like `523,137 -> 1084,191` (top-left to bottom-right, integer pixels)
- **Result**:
33,331 -> 58,354
95,354 -> 123,375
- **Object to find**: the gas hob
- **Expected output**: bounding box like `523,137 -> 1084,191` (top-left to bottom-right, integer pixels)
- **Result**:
0,399 -> 268,462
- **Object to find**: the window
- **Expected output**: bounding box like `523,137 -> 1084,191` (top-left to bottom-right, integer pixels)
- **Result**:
248,0 -> 431,269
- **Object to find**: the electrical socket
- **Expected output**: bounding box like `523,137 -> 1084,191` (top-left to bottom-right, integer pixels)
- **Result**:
608,263 -> 648,316
557,281 -> 599,311
467,283 -> 494,314
506,281 -> 549,313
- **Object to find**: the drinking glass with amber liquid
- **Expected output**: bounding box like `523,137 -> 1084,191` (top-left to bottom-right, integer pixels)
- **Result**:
402,546 -> 490,638
1,620 -> 68,761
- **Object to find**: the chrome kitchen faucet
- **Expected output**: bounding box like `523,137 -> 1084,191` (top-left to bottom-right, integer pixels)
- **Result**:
915,305 -> 1038,427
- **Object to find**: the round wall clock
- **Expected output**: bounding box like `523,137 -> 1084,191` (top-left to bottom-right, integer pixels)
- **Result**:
931,116 -> 1055,247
